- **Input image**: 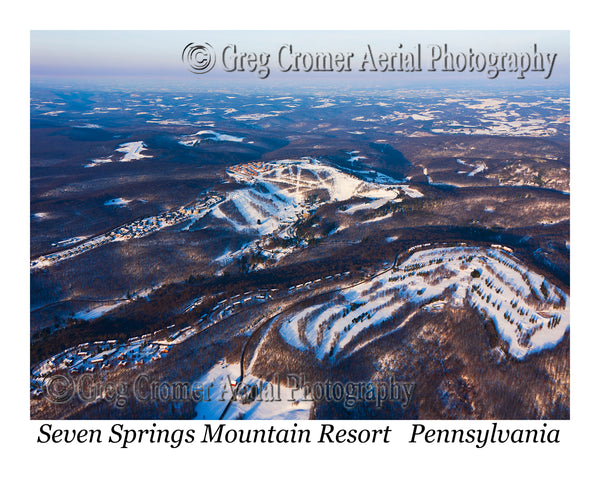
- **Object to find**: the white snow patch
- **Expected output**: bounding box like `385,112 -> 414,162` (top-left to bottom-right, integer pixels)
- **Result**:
115,141 -> 151,162
194,362 -> 312,420
104,198 -> 132,207
364,213 -> 393,223
233,113 -> 277,121
74,303 -> 122,321
191,130 -> 244,143
399,185 -> 424,198
343,197 -> 392,214
51,236 -> 87,247
411,114 -> 434,121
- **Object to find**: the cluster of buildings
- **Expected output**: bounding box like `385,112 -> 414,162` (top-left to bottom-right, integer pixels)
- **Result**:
31,234 -> 113,269
210,289 -> 275,320
30,324 -> 200,397
32,338 -> 165,379
287,271 -> 350,292
30,194 -> 222,270
226,162 -> 276,179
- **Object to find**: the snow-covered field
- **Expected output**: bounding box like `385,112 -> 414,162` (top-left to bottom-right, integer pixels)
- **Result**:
279,246 -> 569,360
116,141 -> 150,162
343,197 -> 391,214
398,185 -> 424,198
428,97 -> 568,137
74,303 -> 121,321
194,362 -> 312,420
31,212 -> 51,221
179,130 -> 244,146
232,113 -> 278,121
456,158 -> 488,177
51,236 -> 87,247
346,150 -> 366,163
84,141 -> 150,167
84,157 -> 113,168
104,197 -> 132,207
73,286 -> 160,321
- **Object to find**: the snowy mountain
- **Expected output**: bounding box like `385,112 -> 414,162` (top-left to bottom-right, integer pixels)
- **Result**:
279,246 -> 569,360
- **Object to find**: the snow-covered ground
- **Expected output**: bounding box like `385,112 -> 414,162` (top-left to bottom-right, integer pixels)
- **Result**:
431,102 -> 563,137
313,100 -> 335,109
31,318 -> 194,390
194,362 -> 312,420
279,246 -> 569,360
203,158 -> 425,268
34,285 -> 275,385
346,150 -> 366,163
73,286 -> 161,320
456,158 -> 488,177
31,212 -> 50,221
104,198 -> 132,207
74,303 -> 122,321
342,197 -> 391,214
37,157 -> 424,271
411,113 -> 434,121
116,141 -> 150,162
84,141 -> 150,167
232,113 -> 277,121
84,157 -> 113,168
219,158 -> 400,235
179,130 -> 244,146
398,185 -> 424,198
51,236 -> 87,247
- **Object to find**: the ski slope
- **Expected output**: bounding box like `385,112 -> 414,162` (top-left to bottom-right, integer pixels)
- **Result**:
216,158 -> 399,235
279,246 -> 569,360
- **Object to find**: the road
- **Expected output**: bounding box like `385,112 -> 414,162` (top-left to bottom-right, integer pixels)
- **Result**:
217,250 -> 405,420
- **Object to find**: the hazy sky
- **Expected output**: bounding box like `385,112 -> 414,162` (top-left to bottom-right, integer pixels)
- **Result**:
30,31 -> 569,89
